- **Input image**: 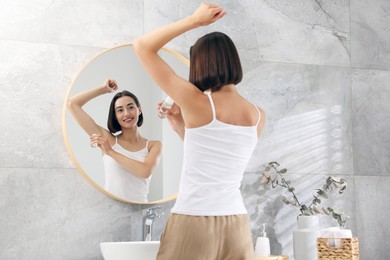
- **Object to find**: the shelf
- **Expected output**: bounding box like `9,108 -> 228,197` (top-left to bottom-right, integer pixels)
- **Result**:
256,256 -> 288,260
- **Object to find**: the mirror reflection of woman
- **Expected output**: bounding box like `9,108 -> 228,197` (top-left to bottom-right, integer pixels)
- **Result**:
67,79 -> 162,202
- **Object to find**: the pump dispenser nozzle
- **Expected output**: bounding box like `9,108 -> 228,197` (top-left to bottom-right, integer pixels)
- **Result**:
260,223 -> 267,237
255,223 -> 271,257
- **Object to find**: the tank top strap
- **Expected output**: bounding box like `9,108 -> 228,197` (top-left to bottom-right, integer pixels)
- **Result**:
205,92 -> 216,120
253,104 -> 262,126
115,136 -> 118,145
145,139 -> 150,150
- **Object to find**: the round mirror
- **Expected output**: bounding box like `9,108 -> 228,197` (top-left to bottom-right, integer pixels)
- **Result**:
62,44 -> 188,204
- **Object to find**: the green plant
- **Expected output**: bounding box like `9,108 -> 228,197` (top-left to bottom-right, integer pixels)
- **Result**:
260,161 -> 350,227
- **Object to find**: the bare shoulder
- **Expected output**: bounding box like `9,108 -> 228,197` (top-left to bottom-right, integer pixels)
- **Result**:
148,140 -> 162,151
182,92 -> 214,128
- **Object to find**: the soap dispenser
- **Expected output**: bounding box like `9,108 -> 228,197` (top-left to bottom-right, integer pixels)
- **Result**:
255,223 -> 271,257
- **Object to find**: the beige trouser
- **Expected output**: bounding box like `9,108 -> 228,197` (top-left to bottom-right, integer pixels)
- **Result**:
156,213 -> 255,260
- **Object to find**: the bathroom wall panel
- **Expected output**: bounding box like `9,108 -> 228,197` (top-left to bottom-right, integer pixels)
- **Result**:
0,40 -> 102,169
351,0 -> 390,70
240,0 -> 351,67
0,0 -> 143,48
145,0 -> 350,67
352,69 -> 390,176
355,176 -> 390,260
240,61 -> 353,176
0,168 -> 142,260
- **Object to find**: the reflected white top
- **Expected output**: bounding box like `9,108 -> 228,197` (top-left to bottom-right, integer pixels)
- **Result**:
171,93 -> 260,216
103,138 -> 150,202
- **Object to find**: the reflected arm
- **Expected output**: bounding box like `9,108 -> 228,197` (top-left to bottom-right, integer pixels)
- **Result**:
105,141 -> 162,179
67,85 -> 110,136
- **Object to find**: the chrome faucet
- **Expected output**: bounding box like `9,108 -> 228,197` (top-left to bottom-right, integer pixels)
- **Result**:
142,206 -> 164,241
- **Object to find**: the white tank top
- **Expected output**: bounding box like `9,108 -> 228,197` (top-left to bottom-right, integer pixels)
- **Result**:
103,138 -> 150,202
171,92 -> 261,216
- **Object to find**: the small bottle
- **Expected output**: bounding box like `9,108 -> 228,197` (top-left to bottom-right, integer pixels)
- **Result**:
90,134 -> 98,148
158,96 -> 174,119
255,224 -> 271,257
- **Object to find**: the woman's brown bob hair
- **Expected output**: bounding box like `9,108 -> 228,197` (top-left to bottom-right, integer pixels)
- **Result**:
189,32 -> 243,92
107,90 -> 143,133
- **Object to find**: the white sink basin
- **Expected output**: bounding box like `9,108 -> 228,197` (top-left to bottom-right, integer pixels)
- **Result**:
100,241 -> 160,260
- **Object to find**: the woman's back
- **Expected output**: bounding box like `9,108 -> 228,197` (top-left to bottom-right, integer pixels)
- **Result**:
184,85 -> 263,133
171,91 -> 261,216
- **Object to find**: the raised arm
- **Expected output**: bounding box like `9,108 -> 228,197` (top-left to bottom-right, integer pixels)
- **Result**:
67,79 -> 118,136
133,3 -> 226,110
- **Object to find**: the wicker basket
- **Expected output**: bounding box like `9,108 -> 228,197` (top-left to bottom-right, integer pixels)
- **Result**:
317,237 -> 359,260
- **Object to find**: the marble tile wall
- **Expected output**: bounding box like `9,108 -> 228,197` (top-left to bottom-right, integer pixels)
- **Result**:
351,0 -> 390,70
355,176 -> 390,259
0,1 -> 146,259
0,169 -> 143,259
0,0 -> 388,259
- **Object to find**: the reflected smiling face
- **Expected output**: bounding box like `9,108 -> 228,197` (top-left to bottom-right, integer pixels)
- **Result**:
114,96 -> 142,129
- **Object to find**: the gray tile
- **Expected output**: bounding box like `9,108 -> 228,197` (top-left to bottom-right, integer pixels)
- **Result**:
145,0 -> 350,67
0,40 -> 102,168
244,0 -> 351,66
351,0 -> 390,69
0,168 -> 143,260
0,0 -> 143,48
352,69 -> 390,176
355,176 -> 390,259
240,61 -> 353,176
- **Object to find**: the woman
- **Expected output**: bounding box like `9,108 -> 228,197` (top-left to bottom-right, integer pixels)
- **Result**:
68,79 -> 162,202
134,3 -> 265,259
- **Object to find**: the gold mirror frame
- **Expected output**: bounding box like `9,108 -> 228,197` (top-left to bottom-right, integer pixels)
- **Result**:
62,43 -> 188,204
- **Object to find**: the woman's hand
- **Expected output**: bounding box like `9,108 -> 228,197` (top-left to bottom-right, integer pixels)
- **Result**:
90,134 -> 113,155
192,3 -> 226,26
103,79 -> 118,93
157,101 -> 185,139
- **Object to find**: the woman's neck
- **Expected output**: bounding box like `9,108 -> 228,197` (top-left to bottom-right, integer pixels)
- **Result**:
119,128 -> 143,143
223,84 -> 237,92
210,84 -> 237,94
